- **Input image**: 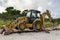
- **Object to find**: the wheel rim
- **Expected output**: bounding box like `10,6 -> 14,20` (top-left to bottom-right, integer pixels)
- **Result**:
19,23 -> 25,30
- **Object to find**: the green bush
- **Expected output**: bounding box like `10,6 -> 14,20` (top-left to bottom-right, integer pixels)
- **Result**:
0,20 -> 10,28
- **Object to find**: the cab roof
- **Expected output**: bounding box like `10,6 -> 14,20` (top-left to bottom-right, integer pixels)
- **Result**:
29,9 -> 41,13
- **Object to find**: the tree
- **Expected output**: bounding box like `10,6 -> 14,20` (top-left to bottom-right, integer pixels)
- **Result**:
5,7 -> 14,12
0,7 -> 21,20
21,9 -> 28,16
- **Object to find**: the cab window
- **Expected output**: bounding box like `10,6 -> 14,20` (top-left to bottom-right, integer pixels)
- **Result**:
31,12 -> 36,17
26,12 -> 30,17
37,13 -> 40,18
26,12 -> 36,17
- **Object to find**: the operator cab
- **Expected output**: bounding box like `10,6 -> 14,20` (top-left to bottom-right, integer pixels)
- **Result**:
26,9 -> 41,23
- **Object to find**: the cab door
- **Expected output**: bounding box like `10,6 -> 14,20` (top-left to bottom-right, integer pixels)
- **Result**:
26,11 -> 36,23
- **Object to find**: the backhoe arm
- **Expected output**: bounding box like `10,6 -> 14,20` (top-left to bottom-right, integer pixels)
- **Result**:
41,10 -> 53,26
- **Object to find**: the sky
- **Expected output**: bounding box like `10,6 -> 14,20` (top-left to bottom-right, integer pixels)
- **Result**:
0,0 -> 60,18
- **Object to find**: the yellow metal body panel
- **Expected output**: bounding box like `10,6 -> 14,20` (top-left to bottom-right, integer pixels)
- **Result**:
26,23 -> 32,28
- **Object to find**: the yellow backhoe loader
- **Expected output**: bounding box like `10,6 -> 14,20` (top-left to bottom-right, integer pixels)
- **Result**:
0,9 -> 54,35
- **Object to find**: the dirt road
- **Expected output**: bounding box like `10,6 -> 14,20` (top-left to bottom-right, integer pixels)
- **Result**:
0,25 -> 60,40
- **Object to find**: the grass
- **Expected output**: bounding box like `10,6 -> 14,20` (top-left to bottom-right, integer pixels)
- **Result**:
0,20 -> 10,28
44,22 -> 58,27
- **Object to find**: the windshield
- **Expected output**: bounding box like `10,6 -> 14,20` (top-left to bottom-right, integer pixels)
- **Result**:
31,12 -> 36,17
26,12 -> 36,17
26,12 -> 30,17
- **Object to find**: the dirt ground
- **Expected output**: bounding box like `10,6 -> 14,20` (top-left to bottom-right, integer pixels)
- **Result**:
0,25 -> 60,40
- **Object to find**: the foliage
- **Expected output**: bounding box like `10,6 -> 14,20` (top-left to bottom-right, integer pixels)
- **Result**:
0,7 -> 21,20
0,7 -> 29,20
44,18 -> 60,27
21,9 -> 28,16
0,20 -> 10,28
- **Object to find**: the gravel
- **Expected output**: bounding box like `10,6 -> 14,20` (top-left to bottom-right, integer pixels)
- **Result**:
0,25 -> 60,40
